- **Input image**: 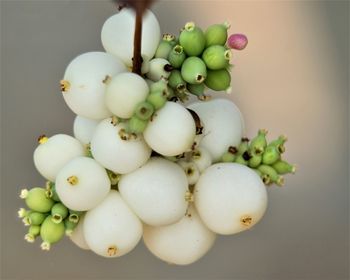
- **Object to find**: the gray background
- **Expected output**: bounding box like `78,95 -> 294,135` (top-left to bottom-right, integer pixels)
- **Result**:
1,1 -> 349,279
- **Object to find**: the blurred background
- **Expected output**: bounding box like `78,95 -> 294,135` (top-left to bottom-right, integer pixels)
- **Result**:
1,1 -> 349,279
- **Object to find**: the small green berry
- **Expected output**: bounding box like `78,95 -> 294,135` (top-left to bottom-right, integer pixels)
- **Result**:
249,129 -> 268,155
272,160 -> 296,175
40,215 -> 65,250
237,138 -> 250,155
205,22 -> 230,47
68,210 -> 82,223
146,90 -> 167,110
128,116 -> 148,134
248,153 -> 262,168
269,135 -> 288,154
202,45 -> 231,70
168,70 -> 186,93
21,187 -> 54,213
28,212 -> 47,226
51,203 -> 69,224
181,57 -> 207,84
64,219 -> 78,236
205,69 -> 231,92
179,22 -> 206,56
187,83 -> 205,97
155,34 -> 177,59
262,145 -> 280,165
24,225 -> 41,243
134,101 -> 154,121
168,45 -> 186,68
45,182 -> 61,202
258,165 -> 283,185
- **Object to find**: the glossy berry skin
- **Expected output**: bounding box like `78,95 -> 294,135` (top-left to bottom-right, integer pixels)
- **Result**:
227,34 -> 248,50
181,57 -> 207,84
205,23 -> 229,47
179,22 -> 206,56
204,69 -> 231,92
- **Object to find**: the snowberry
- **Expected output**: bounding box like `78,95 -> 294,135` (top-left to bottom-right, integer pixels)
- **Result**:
73,116 -> 99,145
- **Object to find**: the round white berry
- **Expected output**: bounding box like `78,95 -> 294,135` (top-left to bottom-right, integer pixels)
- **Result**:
73,116 -> 99,145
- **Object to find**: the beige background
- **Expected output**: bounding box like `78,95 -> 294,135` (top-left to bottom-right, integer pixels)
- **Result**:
1,0 -> 349,279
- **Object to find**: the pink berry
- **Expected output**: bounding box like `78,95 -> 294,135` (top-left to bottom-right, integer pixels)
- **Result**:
227,34 -> 248,50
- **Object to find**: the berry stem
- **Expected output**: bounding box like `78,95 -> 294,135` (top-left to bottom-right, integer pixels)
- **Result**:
132,5 -> 143,75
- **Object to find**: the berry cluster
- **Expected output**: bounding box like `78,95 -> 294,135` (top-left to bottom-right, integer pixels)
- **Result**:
17,6 -> 295,265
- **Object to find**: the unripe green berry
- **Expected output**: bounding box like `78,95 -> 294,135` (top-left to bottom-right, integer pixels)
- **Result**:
221,152 -> 236,162
205,23 -> 230,47
134,101 -> 154,121
21,187 -> 54,213
45,182 -> 61,202
68,210 -> 83,223
258,165 -> 284,186
40,215 -> 65,250
249,129 -> 268,155
168,45 -> 186,68
262,145 -> 280,165
237,138 -> 250,155
272,160 -> 296,175
168,70 -> 186,93
150,77 -> 168,92
187,83 -> 205,97
248,153 -> 262,168
64,219 -> 78,236
181,57 -> 207,84
269,135 -> 288,154
202,45 -> 231,70
128,116 -> 148,134
51,203 -> 69,224
205,69 -> 231,92
235,154 -> 249,166
179,22 -> 206,56
24,225 -> 41,243
155,34 -> 177,59
28,212 -> 47,226
146,90 -> 167,110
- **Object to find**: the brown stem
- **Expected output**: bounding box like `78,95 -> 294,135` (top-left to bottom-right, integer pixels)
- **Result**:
132,6 -> 143,75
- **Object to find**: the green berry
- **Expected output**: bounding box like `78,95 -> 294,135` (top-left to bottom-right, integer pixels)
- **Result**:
181,57 -> 207,84
40,215 -> 65,250
155,34 -> 177,59
150,77 -> 168,92
202,45 -> 231,70
249,129 -> 268,155
68,210 -> 83,224
237,138 -> 249,155
248,153 -> 262,168
20,187 -> 54,213
272,160 -> 296,175
45,182 -> 61,202
51,203 -> 69,224
235,154 -> 248,166
179,22 -> 205,56
28,212 -> 47,226
64,219 -> 78,236
269,135 -> 288,153
168,45 -> 186,68
205,23 -> 229,47
221,152 -> 236,162
168,70 -> 186,93
134,101 -> 154,121
262,145 -> 280,165
258,165 -> 284,186
186,83 -> 205,97
24,225 -> 41,243
146,90 -> 167,110
205,69 -> 231,92
128,116 -> 148,134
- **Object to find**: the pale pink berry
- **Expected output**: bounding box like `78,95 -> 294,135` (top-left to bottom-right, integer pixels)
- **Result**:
227,34 -> 248,50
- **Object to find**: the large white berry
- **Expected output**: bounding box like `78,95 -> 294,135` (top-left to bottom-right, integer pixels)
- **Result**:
105,72 -> 149,119
119,157 -> 189,226
101,8 -> 160,67
33,134 -> 85,182
69,214 -> 90,250
143,205 -> 216,265
146,58 -> 171,81
90,118 -> 151,174
188,98 -> 244,162
194,163 -> 268,235
55,157 -> 110,211
143,102 -> 196,156
84,190 -> 142,258
61,52 -> 126,120
73,116 -> 99,145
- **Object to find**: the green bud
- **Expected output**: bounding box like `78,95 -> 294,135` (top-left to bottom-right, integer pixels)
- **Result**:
181,57 -> 207,84
155,35 -> 176,59
51,203 -> 69,224
64,219 -> 78,236
168,70 -> 186,93
21,187 -> 54,213
179,22 -> 205,56
258,165 -> 284,186
269,135 -> 288,153
205,69 -> 231,92
18,208 -> 29,218
249,129 -> 268,155
205,23 -> 230,47
134,101 -> 154,121
272,160 -> 296,175
28,212 -> 47,226
202,45 -> 231,70
24,225 -> 41,243
128,116 -> 148,134
168,45 -> 186,68
146,90 -> 167,110
248,153 -> 262,168
40,215 -> 65,250
262,145 -> 280,165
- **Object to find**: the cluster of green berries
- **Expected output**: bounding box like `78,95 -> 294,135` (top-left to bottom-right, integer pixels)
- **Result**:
155,21 -> 234,100
18,182 -> 83,250
125,78 -> 172,134
221,129 -> 296,186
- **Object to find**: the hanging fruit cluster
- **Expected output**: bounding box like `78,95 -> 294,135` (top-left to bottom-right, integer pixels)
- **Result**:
18,3 -> 296,265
